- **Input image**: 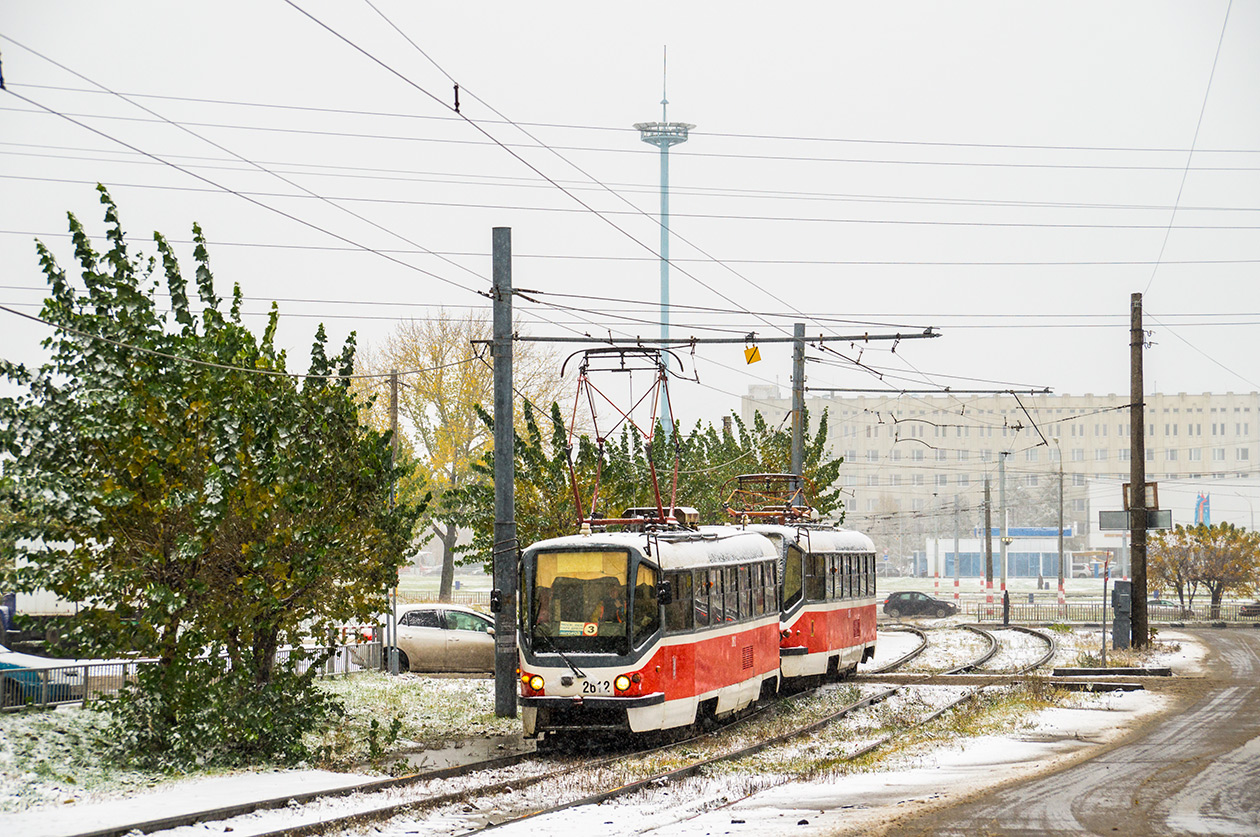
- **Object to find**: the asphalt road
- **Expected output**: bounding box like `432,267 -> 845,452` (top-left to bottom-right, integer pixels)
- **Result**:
884,628 -> 1260,836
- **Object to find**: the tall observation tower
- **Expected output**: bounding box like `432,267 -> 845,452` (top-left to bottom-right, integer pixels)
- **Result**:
635,54 -> 693,436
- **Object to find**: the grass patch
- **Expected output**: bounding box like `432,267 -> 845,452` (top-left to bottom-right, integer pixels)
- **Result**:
0,672 -> 518,811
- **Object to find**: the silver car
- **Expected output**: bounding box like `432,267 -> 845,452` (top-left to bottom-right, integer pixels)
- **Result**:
387,604 -> 496,673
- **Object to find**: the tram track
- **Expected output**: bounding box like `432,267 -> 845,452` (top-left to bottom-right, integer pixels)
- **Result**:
95,627 -> 1059,837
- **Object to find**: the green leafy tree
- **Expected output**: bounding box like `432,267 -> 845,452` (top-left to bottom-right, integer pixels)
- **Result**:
0,188 -> 421,766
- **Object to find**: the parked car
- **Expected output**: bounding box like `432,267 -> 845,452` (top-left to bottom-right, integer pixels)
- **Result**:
1239,601 -> 1260,618
385,604 -> 495,673
1146,599 -> 1192,618
882,591 -> 957,619
1,643 -> 86,707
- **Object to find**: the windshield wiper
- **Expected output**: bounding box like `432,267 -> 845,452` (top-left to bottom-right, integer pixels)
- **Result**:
532,624 -> 586,679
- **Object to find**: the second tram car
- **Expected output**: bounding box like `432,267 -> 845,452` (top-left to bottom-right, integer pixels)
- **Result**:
517,519 -> 877,744
755,525 -> 878,682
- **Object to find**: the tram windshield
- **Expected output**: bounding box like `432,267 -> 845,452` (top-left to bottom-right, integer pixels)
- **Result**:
528,549 -> 630,653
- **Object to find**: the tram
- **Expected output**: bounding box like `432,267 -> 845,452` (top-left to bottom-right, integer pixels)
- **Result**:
516,509 -> 877,743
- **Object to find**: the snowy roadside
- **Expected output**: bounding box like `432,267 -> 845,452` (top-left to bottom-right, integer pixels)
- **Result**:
484,628 -> 1207,837
0,628 -> 1205,836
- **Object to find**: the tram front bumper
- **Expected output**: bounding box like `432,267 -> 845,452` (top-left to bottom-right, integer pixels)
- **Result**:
521,692 -> 666,735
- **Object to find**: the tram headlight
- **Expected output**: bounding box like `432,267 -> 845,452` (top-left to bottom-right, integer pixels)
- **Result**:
528,674 -> 545,692
614,675 -> 631,693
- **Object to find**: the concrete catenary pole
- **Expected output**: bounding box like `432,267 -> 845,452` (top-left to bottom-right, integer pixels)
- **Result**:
953,496 -> 961,608
791,322 -> 805,503
984,477 -> 994,604
492,227 -> 518,717
999,452 -> 1009,594
1130,292 -> 1148,648
1058,457 -> 1066,609
387,370 -> 399,675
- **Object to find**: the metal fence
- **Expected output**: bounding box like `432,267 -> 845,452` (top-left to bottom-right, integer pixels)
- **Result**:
970,601 -> 1260,624
400,590 -> 492,608
2,638 -> 383,712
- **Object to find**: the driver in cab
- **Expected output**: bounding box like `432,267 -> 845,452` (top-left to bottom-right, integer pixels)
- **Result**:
591,579 -> 626,623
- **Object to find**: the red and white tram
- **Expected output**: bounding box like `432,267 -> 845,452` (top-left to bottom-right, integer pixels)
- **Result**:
518,526 -> 782,740
516,518 -> 877,743
755,525 -> 878,682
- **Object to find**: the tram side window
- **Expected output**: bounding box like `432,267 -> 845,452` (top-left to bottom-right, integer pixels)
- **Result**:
868,553 -> 876,595
783,546 -> 804,610
664,571 -> 694,632
723,568 -> 738,621
805,553 -> 826,602
765,561 -> 779,612
829,554 -> 841,600
694,570 -> 710,627
710,568 -> 726,624
752,564 -> 766,615
844,554 -> 854,599
737,565 -> 752,619
632,564 -> 660,645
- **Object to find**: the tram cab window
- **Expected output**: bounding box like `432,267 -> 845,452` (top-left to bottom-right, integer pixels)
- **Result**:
528,549 -> 629,653
632,564 -> 661,645
783,545 -> 804,610
664,571 -> 694,633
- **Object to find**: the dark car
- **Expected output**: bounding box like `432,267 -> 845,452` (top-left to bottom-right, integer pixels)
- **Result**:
883,591 -> 957,619
1239,601 -> 1260,618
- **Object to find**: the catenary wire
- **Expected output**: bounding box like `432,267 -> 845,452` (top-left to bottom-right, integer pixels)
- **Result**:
10,81 -> 1260,155
1145,0 -> 1234,295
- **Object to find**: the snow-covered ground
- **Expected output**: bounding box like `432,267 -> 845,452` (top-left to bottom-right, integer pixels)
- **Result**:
0,629 -> 1206,837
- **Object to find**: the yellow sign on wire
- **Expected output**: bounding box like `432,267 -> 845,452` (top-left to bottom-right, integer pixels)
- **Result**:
744,345 -> 761,364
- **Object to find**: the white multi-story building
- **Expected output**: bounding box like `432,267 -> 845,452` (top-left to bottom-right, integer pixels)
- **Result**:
741,387 -> 1260,575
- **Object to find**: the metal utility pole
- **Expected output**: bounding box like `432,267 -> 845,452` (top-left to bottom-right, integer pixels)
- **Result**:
953,497 -> 961,608
491,227 -> 518,717
984,477 -> 994,604
387,370 -> 400,675
790,322 -> 805,501
999,452 -> 1009,594
635,51 -> 693,437
1058,458 -> 1066,610
1130,292 -> 1148,648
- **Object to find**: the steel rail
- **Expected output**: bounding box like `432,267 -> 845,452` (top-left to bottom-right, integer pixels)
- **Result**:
469,628 -> 1011,833
864,625 -> 928,674
468,687 -> 902,834
76,669 -> 869,837
1007,624 -> 1059,674
941,624 -> 999,674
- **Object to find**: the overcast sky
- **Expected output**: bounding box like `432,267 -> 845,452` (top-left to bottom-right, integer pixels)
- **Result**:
1,1 -> 1257,430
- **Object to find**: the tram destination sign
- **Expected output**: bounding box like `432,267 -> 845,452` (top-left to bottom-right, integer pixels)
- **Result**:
1098,509 -> 1173,530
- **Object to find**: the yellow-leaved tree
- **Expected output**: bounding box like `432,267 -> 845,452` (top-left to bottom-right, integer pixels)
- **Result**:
355,311 -> 564,600
1150,522 -> 1260,617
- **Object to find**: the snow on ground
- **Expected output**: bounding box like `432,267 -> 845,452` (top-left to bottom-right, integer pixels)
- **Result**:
0,629 -> 1207,837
